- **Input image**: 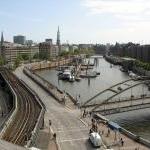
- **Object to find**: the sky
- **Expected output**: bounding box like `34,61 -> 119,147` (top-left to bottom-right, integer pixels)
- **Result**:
1,0 -> 150,44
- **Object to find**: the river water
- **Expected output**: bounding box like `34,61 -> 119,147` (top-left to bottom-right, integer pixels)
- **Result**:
36,56 -> 150,141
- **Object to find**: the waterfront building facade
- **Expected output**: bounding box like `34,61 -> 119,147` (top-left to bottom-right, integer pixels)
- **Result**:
94,44 -> 106,55
78,44 -> 93,50
110,43 -> 150,63
39,40 -> 59,59
2,42 -> 39,64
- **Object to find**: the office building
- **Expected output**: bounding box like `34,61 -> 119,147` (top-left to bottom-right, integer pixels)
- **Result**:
2,41 -> 39,64
39,40 -> 59,59
13,35 -> 26,45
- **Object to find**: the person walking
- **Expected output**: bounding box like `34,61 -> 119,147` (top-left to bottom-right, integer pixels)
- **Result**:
120,138 -> 124,146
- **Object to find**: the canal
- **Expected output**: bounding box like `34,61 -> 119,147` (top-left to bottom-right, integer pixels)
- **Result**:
36,56 -> 150,141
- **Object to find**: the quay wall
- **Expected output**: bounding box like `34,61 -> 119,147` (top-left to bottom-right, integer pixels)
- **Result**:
23,68 -> 64,103
23,67 -> 77,105
121,128 -> 150,148
30,58 -> 73,71
23,58 -> 77,105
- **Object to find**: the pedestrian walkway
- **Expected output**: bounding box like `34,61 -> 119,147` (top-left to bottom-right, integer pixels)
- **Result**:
15,65 -> 150,150
81,115 -> 149,150
35,127 -> 57,150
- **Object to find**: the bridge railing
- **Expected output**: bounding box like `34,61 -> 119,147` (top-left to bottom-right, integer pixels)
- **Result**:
110,94 -> 150,103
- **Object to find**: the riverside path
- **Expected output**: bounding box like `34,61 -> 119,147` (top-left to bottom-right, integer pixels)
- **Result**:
14,65 -> 150,150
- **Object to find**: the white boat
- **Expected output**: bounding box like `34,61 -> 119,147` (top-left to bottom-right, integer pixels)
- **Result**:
59,69 -> 75,82
128,71 -> 137,78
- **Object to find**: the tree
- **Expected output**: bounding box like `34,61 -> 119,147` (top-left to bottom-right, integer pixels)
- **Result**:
33,52 -> 39,59
74,49 -> 80,54
21,53 -> 30,60
60,51 -> 69,57
14,55 -> 23,68
39,52 -> 48,60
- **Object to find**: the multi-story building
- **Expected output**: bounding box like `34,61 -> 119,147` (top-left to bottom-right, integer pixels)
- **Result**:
13,35 -> 26,45
45,39 -> 53,44
26,40 -> 33,46
94,44 -> 106,55
110,43 -> 150,63
78,44 -> 93,50
39,40 -> 59,59
51,45 -> 59,57
2,42 -> 39,64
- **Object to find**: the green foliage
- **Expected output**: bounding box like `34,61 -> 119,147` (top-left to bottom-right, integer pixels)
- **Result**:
60,51 -> 69,57
33,52 -> 39,59
74,49 -> 80,55
39,52 -> 48,60
14,54 -> 23,68
135,60 -> 150,71
21,53 -> 30,60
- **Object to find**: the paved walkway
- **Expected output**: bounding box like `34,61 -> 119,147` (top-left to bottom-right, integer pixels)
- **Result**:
14,65 -> 150,150
82,115 -> 149,150
15,66 -> 92,150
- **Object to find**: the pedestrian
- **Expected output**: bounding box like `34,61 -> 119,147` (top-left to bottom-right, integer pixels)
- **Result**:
49,120 -> 51,126
83,109 -> 86,118
107,128 -> 110,137
89,112 -> 92,117
120,138 -> 124,146
53,133 -> 56,139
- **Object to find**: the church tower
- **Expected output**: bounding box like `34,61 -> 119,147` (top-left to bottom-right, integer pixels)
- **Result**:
0,32 -> 4,48
56,26 -> 61,54
0,32 -> 4,55
57,26 -> 60,46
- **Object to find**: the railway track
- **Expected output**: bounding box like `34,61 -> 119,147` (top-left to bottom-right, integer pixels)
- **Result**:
0,69 -> 41,146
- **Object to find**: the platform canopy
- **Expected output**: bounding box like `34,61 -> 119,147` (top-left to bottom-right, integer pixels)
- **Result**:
108,121 -> 121,131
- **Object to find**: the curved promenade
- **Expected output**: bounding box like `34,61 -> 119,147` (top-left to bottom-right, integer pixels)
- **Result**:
14,62 -> 150,150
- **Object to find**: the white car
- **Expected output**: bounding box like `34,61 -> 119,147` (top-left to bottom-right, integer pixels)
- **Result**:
89,132 -> 102,147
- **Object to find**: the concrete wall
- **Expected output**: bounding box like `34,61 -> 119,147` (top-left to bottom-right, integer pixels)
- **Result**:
30,58 -> 73,71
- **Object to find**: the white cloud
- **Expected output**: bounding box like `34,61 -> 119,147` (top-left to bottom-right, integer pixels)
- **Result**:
81,0 -> 150,43
82,0 -> 150,22
82,0 -> 150,14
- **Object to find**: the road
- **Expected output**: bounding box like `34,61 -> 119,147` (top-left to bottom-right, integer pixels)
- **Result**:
15,66 -> 98,150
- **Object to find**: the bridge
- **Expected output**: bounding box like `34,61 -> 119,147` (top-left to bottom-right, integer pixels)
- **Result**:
81,78 -> 150,114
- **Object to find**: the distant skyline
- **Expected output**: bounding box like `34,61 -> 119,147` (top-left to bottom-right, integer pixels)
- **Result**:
1,0 -> 150,44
